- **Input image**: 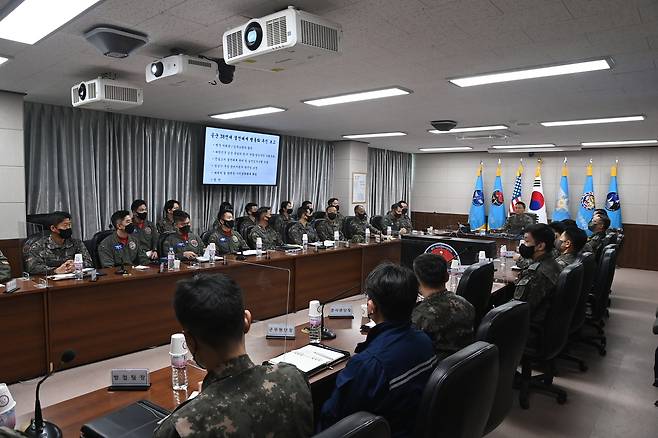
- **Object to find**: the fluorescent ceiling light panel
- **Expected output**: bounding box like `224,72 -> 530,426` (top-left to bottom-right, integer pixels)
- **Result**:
490,147 -> 580,153
210,106 -> 286,120
343,132 -> 406,139
0,56 -> 8,66
0,0 -> 102,45
303,87 -> 410,107
541,115 -> 645,127
418,147 -> 473,152
491,144 -> 556,150
449,58 -> 611,87
429,125 -> 509,134
581,139 -> 657,146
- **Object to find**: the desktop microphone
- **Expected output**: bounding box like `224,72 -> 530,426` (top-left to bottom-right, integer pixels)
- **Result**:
25,350 -> 76,438
317,284 -> 363,340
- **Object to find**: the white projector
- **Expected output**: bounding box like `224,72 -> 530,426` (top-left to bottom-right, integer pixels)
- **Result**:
71,78 -> 143,111
145,54 -> 217,84
223,6 -> 342,72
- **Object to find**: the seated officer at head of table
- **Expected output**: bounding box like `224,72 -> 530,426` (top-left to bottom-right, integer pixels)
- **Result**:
345,205 -> 380,243
316,205 -> 345,241
162,210 -> 205,261
207,209 -> 249,255
288,205 -> 318,245
130,199 -> 159,261
412,253 -> 475,358
0,249 -> 10,282
319,263 -> 436,437
502,201 -> 534,235
556,226 -> 587,270
98,210 -> 150,268
24,211 -> 93,275
157,199 -> 181,234
153,273 -> 313,438
248,207 -> 283,250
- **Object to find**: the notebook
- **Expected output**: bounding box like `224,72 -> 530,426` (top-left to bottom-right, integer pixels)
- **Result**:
268,344 -> 350,376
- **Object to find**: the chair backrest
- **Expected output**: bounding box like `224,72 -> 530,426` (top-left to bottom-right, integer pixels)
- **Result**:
456,261 -> 495,328
243,224 -> 256,243
415,341 -> 499,438
475,301 -> 530,434
342,216 -> 356,237
158,231 -> 176,256
570,252 -> 596,332
540,262 -> 584,358
235,216 -> 247,232
23,231 -> 50,250
283,221 -> 297,244
201,230 -> 213,245
590,248 -> 616,321
90,230 -> 114,268
370,215 -> 385,232
313,412 -> 390,438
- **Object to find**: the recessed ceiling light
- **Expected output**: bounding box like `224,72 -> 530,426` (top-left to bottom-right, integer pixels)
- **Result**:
209,106 -> 286,120
581,139 -> 658,147
0,56 -> 8,66
418,147 -> 473,152
491,144 -> 556,149
428,125 -> 509,134
302,87 -> 411,107
343,132 -> 407,139
0,0 -> 102,45
449,58 -> 612,87
541,115 -> 645,127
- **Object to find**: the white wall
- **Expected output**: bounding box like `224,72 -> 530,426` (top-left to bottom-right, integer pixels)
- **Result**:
412,147 -> 658,225
0,91 -> 26,239
332,140 -> 369,212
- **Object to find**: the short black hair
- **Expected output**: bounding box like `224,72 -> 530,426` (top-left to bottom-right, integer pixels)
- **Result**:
561,219 -> 577,228
328,198 -> 338,205
594,209 -> 608,217
391,202 -> 400,210
598,215 -> 611,230
279,201 -> 291,213
398,200 -> 408,205
354,205 -> 364,214
173,210 -> 190,223
174,274 -> 245,349
301,200 -> 312,208
130,199 -> 146,212
413,253 -> 448,290
245,202 -> 258,213
365,263 -> 419,322
563,226 -> 587,254
548,221 -> 565,235
515,201 -> 526,209
255,206 -> 271,220
164,199 -> 179,212
326,205 -> 337,212
297,206 -> 312,218
526,224 -> 555,252
50,211 -> 71,227
219,201 -> 233,214
111,210 -> 131,228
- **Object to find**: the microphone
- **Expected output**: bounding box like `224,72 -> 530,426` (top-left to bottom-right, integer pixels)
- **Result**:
25,350 -> 76,438
316,284 -> 363,341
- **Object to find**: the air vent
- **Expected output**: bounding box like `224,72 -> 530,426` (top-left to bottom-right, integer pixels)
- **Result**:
226,30 -> 243,58
88,82 -> 97,99
300,19 -> 339,52
266,16 -> 287,46
104,84 -> 139,103
72,88 -> 79,104
187,58 -> 213,68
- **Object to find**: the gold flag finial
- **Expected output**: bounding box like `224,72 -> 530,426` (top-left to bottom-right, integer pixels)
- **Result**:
498,158 -> 501,165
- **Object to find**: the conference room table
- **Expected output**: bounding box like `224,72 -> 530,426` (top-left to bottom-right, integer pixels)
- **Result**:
1,240 -> 401,384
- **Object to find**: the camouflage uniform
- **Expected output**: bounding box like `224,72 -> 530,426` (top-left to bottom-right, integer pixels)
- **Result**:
555,252 -> 578,270
411,290 -> 475,357
248,225 -> 283,250
24,235 -> 93,275
288,221 -> 318,245
502,213 -> 534,235
132,220 -> 159,253
97,232 -> 150,268
382,212 -> 402,232
162,232 -> 205,259
516,247 -> 559,270
238,216 -> 257,237
316,218 -> 345,241
0,249 -> 10,282
270,213 -> 293,239
153,355 -> 313,438
207,230 -> 249,254
584,231 -> 608,256
156,217 -> 177,234
399,213 -> 413,231
513,253 -> 561,324
344,216 -> 379,243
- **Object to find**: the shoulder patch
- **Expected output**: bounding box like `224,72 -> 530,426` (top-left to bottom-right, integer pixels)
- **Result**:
190,239 -> 199,247
144,227 -> 152,234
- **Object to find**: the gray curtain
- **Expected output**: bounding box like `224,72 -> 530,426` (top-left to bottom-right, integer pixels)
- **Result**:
368,147 -> 412,216
25,102 -> 333,239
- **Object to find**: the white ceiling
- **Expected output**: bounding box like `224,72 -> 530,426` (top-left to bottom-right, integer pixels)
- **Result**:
1,0 -> 658,153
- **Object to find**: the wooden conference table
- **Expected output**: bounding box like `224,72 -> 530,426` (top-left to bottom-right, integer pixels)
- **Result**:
0,240 -> 401,384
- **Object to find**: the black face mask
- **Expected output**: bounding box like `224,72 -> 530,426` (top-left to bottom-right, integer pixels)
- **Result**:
357,213 -> 367,220
402,208 -> 408,215
180,225 -> 191,234
136,212 -> 148,221
308,208 -> 314,214
223,220 -> 235,229
58,228 -> 73,239
327,213 -> 337,220
518,243 -> 535,259
124,223 -> 136,234
286,208 -> 293,215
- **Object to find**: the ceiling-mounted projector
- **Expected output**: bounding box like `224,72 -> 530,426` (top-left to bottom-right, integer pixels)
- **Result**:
71,77 -> 143,111
223,6 -> 342,72
145,54 -> 217,85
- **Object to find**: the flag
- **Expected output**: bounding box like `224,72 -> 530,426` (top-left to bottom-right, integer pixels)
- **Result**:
509,161 -> 524,214
576,161 -> 596,236
528,162 -> 547,224
488,161 -> 506,230
469,163 -> 486,231
605,162 -> 622,229
553,159 -> 571,221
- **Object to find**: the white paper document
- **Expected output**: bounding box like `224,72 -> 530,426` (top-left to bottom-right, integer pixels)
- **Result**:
269,345 -> 347,373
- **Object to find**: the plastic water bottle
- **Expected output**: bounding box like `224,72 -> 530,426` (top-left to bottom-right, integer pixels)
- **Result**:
256,237 -> 263,257
170,333 -> 188,390
308,300 -> 322,344
478,250 -> 487,264
365,228 -> 371,242
208,243 -> 216,265
167,248 -> 175,271
499,245 -> 507,279
449,259 -> 461,292
302,233 -> 308,251
386,226 -> 392,236
334,230 -> 340,243
74,253 -> 83,280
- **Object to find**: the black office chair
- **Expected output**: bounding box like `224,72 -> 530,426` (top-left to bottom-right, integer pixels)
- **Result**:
283,221 -> 297,244
23,230 -> 50,252
89,230 -> 114,268
370,215 -> 386,232
235,216 -> 247,232
313,412 -> 390,438
653,306 -> 658,407
243,224 -> 256,246
158,231 -> 176,256
342,216 -> 356,238
476,301 -> 530,435
415,341 -> 499,438
456,261 -> 495,329
201,230 -> 213,245
517,262 -> 583,409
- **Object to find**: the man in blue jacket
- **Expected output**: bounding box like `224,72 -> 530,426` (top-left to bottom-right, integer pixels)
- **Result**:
319,263 -> 436,437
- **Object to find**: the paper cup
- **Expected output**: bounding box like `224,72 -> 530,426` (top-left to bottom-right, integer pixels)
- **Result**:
0,384 -> 16,415
170,333 -> 188,356
360,303 -> 368,318
173,260 -> 181,270
0,408 -> 15,429
309,300 -> 321,317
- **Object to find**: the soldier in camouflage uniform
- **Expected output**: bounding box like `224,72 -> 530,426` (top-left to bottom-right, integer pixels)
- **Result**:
288,206 -> 318,245
316,205 -> 345,241
271,201 -> 294,239
555,226 -> 587,270
398,200 -> 413,231
154,273 -> 312,438
327,198 -> 345,228
207,210 -> 249,255
513,224 -> 562,325
130,199 -> 159,261
502,202 -> 534,235
238,203 -> 259,237
583,214 -> 611,257
0,250 -> 10,282
162,210 -> 205,260
98,210 -> 150,268
24,211 -> 93,275
411,253 -> 475,357
156,199 -> 180,234
248,207 -> 283,250
383,203 -> 410,235
345,205 -> 380,243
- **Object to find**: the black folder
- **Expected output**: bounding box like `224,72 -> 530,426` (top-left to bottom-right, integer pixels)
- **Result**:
80,400 -> 171,438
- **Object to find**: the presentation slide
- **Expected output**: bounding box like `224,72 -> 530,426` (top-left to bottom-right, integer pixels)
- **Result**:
203,127 -> 280,185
